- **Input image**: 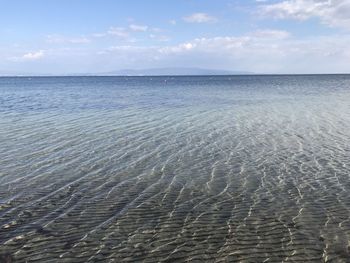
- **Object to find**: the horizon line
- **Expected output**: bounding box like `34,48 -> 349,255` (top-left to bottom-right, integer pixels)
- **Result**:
1,73 -> 350,77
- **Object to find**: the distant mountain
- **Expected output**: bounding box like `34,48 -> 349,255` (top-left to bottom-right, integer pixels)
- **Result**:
0,70 -> 53,76
0,68 -> 253,77
0,70 -> 35,76
99,68 -> 252,76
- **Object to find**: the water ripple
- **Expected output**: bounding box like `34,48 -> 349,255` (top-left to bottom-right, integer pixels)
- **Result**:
1,76 -> 350,262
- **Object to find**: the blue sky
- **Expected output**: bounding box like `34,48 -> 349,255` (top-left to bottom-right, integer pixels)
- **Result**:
1,0 -> 350,74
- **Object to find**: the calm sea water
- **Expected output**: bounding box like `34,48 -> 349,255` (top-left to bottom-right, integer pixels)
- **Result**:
1,75 -> 350,262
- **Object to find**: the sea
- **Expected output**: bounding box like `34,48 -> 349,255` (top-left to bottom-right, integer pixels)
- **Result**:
0,75 -> 350,262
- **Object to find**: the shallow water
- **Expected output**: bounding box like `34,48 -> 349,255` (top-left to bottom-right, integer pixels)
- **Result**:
1,75 -> 350,262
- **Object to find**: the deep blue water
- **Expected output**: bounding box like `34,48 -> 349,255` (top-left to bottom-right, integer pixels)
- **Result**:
1,75 -> 349,114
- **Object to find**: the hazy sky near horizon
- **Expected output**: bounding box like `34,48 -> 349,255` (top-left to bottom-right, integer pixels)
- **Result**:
1,0 -> 350,74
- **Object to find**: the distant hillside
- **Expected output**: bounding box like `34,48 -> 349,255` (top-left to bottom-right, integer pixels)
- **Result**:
100,68 -> 252,76
0,70 -> 41,76
0,68 -> 253,77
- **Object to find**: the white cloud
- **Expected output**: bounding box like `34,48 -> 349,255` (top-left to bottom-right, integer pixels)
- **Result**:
23,50 -> 45,60
249,29 -> 291,39
183,13 -> 217,23
129,24 -> 148,32
149,34 -> 170,42
92,25 -> 155,40
159,42 -> 196,54
107,27 -> 129,38
260,0 -> 350,28
8,50 -> 45,62
158,30 -> 289,55
47,34 -> 90,44
97,29 -> 350,73
105,45 -> 149,52
6,26 -> 350,74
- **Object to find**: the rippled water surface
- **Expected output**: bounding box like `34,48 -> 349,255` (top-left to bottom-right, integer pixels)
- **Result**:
1,75 -> 350,262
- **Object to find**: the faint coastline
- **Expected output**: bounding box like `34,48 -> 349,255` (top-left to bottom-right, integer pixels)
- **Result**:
0,67 -> 252,77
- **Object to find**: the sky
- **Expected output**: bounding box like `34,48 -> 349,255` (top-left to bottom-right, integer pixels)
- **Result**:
1,0 -> 350,74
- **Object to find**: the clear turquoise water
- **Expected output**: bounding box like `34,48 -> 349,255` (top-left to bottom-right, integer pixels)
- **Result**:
1,75 -> 350,262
